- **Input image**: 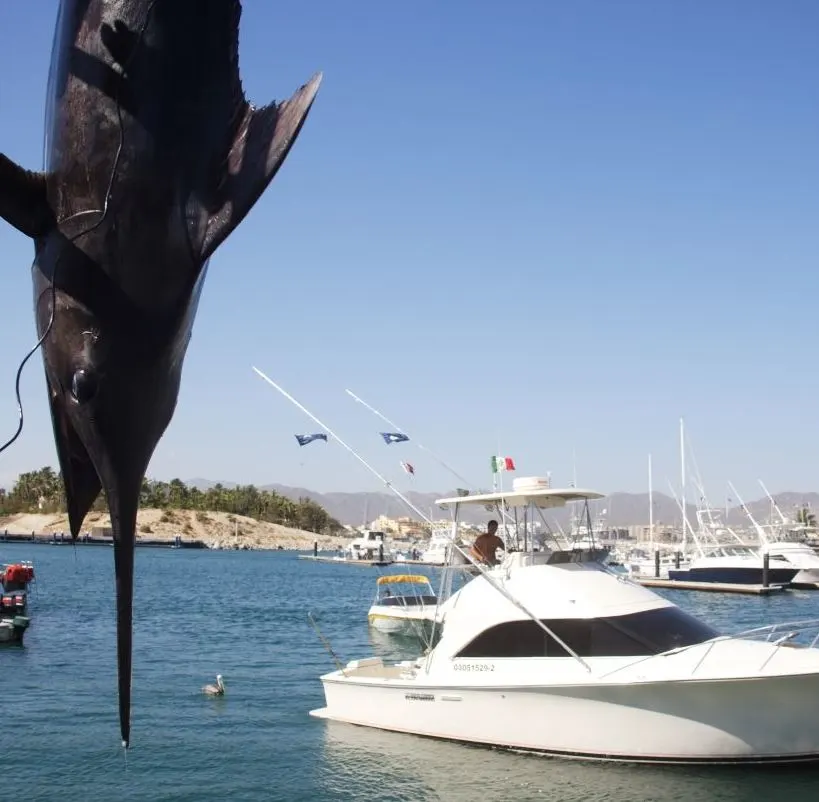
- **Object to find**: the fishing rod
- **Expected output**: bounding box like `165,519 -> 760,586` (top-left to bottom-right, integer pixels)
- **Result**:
251,366 -> 593,673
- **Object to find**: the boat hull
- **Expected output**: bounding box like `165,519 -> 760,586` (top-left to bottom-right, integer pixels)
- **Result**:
667,567 -> 798,584
0,616 -> 29,645
311,673 -> 819,764
368,613 -> 435,639
792,568 -> 819,585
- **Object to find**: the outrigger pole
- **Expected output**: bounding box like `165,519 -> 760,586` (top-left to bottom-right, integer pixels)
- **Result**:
344,388 -> 476,491
344,387 -> 520,537
252,367 -> 434,525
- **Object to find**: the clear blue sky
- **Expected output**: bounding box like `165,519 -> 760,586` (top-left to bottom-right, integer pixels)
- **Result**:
0,1 -> 817,501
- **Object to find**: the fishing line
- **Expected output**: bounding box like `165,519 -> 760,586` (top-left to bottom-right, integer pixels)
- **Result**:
0,0 -> 161,458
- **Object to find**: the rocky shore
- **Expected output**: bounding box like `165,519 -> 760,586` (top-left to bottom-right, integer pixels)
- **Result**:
0,508 -> 342,551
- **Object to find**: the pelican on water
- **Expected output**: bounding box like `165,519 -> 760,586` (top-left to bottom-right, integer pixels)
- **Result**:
202,674 -> 226,696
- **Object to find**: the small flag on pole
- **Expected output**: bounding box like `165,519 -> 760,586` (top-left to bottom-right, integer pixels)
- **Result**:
294,433 -> 328,446
491,456 -> 515,473
400,460 -> 415,476
380,432 -> 410,445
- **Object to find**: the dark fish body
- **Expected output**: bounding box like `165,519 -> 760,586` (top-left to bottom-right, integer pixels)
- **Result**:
0,0 -> 321,748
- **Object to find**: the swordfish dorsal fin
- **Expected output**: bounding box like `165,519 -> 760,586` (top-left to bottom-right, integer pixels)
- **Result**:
46,384 -> 103,539
0,153 -> 52,238
201,72 -> 323,261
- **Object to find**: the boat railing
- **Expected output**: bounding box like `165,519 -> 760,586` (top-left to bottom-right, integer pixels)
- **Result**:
599,618 -> 819,680
728,617 -> 819,643
687,618 -> 819,674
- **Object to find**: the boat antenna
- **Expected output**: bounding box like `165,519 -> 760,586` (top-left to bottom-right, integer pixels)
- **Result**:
345,389 -> 475,491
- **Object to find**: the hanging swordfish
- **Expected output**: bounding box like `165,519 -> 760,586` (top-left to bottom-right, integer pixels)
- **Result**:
0,0 -> 321,748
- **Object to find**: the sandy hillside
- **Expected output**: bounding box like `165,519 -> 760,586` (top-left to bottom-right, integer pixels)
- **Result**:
0,508 -> 345,551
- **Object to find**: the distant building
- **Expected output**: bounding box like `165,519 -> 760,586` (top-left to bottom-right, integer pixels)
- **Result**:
627,523 -> 677,543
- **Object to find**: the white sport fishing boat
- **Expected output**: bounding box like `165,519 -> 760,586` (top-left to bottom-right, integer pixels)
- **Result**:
311,477 -> 819,764
335,530 -> 393,564
733,482 -> 819,585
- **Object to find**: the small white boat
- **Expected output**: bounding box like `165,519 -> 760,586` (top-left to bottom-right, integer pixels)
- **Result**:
762,541 -> 819,584
312,477 -> 819,765
0,615 -> 29,645
367,574 -> 439,639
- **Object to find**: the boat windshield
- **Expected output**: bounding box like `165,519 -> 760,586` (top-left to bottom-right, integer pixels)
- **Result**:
456,606 -> 719,659
701,545 -> 757,558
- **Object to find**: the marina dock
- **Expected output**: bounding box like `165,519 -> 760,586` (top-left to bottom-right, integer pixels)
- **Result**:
298,554 -> 393,566
633,577 -> 788,595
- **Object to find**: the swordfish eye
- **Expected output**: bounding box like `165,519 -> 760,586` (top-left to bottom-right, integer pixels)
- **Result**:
70,368 -> 98,404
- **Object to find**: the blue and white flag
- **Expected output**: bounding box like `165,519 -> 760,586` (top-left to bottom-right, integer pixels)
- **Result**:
380,432 -> 409,445
295,433 -> 328,447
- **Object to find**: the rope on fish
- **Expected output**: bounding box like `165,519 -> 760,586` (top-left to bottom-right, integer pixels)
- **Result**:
0,0 -> 162,458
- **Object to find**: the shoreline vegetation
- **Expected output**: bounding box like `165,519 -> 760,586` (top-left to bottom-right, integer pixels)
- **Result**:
0,468 -> 345,551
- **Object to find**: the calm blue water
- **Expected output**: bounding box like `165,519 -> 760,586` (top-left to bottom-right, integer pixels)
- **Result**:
3,543 -> 819,801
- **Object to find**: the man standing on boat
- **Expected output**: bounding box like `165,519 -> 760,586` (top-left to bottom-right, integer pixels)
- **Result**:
470,520 -> 505,566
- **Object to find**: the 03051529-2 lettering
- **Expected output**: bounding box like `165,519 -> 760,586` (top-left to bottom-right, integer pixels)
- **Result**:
452,662 -> 495,672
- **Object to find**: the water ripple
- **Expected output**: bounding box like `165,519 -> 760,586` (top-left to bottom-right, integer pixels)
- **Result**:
2,544 -> 819,800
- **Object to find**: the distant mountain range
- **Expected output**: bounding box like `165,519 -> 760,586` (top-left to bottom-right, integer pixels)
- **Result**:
185,478 -> 819,528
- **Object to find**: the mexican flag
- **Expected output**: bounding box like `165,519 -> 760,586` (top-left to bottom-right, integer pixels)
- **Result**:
491,456 -> 515,473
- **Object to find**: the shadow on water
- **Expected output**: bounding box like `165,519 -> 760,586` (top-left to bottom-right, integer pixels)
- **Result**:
317,720 -> 819,802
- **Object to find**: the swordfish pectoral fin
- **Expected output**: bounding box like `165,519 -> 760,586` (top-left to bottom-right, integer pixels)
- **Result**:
201,72 -> 323,260
47,386 -> 102,539
0,153 -> 52,238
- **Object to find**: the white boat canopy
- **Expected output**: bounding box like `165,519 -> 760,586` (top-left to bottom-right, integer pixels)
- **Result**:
436,482 -> 605,510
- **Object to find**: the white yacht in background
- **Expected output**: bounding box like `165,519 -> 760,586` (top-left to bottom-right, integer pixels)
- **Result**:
419,528 -> 453,565
337,529 -> 393,563
667,508 -> 799,585
311,477 -> 819,764
762,541 -> 819,584
731,482 -> 819,585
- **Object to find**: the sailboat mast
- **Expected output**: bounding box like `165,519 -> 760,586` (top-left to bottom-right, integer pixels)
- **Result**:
648,453 -> 654,549
679,418 -> 687,551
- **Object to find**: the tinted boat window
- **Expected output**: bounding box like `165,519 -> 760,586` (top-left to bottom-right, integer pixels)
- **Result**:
456,607 -> 719,658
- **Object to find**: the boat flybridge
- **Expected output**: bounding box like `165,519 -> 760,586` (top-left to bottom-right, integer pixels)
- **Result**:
311,476 -> 819,764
